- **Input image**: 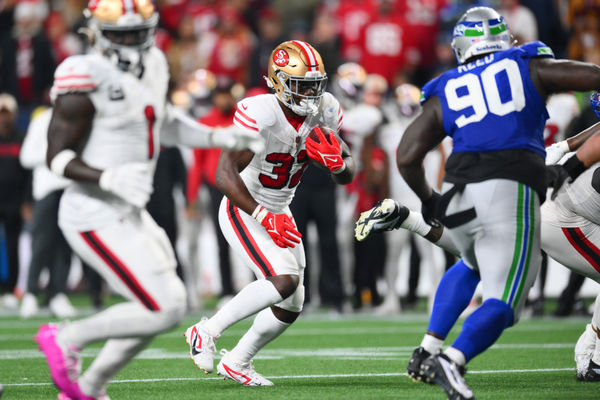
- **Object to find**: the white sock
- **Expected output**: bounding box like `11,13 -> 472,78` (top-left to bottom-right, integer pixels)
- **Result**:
79,337 -> 151,397
401,211 -> 432,237
421,334 -> 443,355
445,346 -> 466,366
228,308 -> 290,364
204,279 -> 283,336
592,295 -> 600,335
591,295 -> 600,364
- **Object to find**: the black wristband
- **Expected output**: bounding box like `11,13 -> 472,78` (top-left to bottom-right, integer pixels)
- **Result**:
563,154 -> 586,180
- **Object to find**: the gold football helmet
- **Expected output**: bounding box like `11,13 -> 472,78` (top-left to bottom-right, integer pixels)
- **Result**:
84,0 -> 158,73
394,83 -> 421,116
265,40 -> 327,116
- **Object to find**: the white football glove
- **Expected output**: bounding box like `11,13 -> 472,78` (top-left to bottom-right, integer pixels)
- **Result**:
545,140 -> 569,165
99,163 -> 153,208
210,126 -> 265,153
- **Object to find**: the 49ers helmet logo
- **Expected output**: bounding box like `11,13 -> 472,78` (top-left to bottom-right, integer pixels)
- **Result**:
273,49 -> 289,67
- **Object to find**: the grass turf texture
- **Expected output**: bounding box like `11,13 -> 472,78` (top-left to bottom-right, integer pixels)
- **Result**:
1,304 -> 598,399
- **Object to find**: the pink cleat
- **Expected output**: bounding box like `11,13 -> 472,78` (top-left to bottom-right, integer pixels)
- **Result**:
35,324 -> 82,397
58,391 -> 111,400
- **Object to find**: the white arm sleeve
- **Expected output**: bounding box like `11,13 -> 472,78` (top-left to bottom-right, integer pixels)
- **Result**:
20,108 -> 53,169
160,104 -> 214,148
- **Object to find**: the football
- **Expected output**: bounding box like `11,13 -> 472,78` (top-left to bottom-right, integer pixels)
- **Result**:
307,126 -> 333,145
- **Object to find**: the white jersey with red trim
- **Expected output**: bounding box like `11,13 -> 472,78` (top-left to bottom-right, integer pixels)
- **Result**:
233,92 -> 342,212
53,47 -> 169,231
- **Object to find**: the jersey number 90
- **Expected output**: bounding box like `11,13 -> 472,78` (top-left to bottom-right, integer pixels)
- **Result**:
445,59 -> 526,128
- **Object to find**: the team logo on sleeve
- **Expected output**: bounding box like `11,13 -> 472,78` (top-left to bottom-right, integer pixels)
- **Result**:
273,49 -> 289,67
109,83 -> 125,101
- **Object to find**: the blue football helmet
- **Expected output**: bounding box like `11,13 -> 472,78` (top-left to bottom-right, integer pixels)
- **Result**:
451,6 -> 513,65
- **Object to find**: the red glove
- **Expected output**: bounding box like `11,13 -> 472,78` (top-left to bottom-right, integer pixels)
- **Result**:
252,206 -> 302,248
305,127 -> 346,173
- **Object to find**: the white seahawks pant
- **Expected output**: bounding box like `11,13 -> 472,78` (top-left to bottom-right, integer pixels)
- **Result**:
541,200 -> 600,284
443,179 -> 541,320
219,197 -> 306,312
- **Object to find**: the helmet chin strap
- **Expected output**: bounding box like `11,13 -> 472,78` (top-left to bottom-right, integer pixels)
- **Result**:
107,48 -> 145,77
290,100 -> 318,116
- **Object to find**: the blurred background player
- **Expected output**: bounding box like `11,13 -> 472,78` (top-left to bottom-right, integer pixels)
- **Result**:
187,76 -> 244,309
185,40 -> 355,385
19,107 -> 76,319
34,0 -> 264,398
376,83 -> 448,315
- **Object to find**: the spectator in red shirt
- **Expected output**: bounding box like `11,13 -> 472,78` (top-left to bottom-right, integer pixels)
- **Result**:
331,0 -> 377,62
357,0 -> 415,86
402,0 -> 448,84
202,6 -> 255,86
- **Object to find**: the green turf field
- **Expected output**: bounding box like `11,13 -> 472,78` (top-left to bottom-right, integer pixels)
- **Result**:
1,305 -> 598,399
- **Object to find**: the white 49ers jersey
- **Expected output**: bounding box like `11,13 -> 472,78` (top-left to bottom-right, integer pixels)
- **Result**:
52,47 -> 169,231
233,92 -> 342,212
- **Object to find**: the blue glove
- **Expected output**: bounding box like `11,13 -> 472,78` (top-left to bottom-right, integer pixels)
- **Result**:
590,91 -> 600,119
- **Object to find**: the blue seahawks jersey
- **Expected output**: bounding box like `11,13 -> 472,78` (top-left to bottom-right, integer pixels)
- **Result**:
421,41 -> 554,157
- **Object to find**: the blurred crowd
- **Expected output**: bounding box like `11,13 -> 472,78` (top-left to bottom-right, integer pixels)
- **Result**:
0,0 -> 598,318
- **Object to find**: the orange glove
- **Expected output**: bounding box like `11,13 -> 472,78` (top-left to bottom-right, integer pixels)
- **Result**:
252,206 -> 302,248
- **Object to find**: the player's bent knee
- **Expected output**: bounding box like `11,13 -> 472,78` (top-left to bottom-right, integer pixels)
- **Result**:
148,274 -> 187,333
486,298 -> 514,328
268,274 -> 299,299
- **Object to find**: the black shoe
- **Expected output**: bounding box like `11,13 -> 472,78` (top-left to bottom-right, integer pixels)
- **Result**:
407,347 -> 431,382
421,353 -> 475,400
578,359 -> 600,382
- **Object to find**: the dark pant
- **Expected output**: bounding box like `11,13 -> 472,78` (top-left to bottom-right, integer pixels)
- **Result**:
290,185 -> 344,307
353,231 -> 385,307
0,209 -> 22,294
26,190 -> 71,299
207,183 -> 234,296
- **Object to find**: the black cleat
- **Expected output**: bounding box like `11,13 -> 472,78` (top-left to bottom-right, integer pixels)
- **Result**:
578,359 -> 600,382
421,353 -> 475,400
407,347 -> 431,383
355,199 -> 410,241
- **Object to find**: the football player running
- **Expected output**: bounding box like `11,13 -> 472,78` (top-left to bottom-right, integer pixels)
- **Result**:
35,1 -> 264,399
184,40 -> 355,386
356,117 -> 600,383
355,6 -> 600,400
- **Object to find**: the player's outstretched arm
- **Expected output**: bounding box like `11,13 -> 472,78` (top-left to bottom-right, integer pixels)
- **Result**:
545,122 -> 600,165
531,58 -> 600,100
162,105 -> 265,153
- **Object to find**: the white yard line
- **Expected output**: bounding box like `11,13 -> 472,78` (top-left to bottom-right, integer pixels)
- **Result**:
3,368 -> 575,387
0,343 -> 575,360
